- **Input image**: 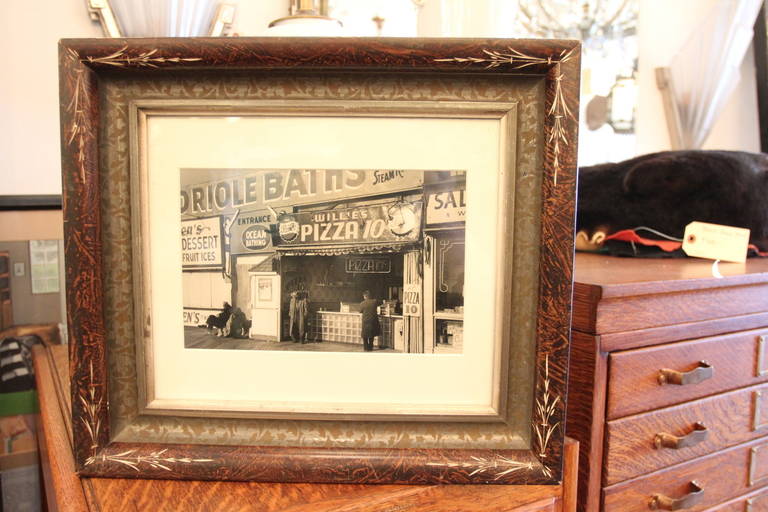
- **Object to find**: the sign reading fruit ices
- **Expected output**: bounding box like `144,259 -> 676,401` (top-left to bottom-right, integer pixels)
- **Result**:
274,201 -> 423,247
181,216 -> 224,269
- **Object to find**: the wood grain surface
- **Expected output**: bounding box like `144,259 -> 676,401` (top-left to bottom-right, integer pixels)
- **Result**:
604,383 -> 768,484
566,254 -> 768,512
573,253 -> 768,296
34,343 -> 579,511
564,331 -> 608,512
583,284 -> 768,337
60,37 -> 580,484
607,328 -> 768,419
598,312 -> 768,353
572,254 -> 768,339
32,344 -> 89,512
602,438 -> 768,511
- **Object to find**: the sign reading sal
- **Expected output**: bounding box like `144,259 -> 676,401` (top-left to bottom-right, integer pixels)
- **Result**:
180,169 -> 424,216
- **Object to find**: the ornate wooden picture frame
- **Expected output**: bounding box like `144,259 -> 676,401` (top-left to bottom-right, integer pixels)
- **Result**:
60,37 -> 580,484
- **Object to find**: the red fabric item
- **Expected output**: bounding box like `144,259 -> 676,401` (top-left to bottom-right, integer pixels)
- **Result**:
749,244 -> 768,257
603,229 -> 768,257
604,229 -> 682,252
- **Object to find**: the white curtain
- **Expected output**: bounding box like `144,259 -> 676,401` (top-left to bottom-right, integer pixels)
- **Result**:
668,0 -> 763,149
110,0 -> 220,37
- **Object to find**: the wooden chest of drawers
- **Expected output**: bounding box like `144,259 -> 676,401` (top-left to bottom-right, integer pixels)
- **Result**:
567,253 -> 768,511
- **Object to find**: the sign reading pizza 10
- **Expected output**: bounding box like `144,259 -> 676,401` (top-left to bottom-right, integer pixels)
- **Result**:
276,202 -> 423,246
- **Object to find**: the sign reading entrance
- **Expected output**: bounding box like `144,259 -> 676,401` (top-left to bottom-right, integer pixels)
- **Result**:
345,257 -> 391,274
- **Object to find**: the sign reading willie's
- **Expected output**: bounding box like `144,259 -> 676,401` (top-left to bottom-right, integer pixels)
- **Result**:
275,202 -> 423,247
181,216 -> 224,269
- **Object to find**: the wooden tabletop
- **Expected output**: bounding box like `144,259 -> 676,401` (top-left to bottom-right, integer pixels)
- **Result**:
33,343 -> 577,512
575,253 -> 768,297
572,253 -> 768,350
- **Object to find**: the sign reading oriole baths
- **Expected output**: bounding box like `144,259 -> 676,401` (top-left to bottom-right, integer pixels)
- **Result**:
276,202 -> 423,246
181,216 -> 224,269
180,169 -> 424,216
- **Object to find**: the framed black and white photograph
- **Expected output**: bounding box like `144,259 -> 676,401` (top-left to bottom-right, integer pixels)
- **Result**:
60,37 -> 580,484
180,167 -> 466,355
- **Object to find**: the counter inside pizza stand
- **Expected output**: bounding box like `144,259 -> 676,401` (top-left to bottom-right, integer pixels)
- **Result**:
312,311 -> 404,350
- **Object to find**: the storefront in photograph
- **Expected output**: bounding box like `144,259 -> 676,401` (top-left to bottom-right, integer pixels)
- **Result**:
180,168 -> 465,354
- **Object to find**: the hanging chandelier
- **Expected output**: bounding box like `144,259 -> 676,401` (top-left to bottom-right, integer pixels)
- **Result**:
517,0 -> 637,42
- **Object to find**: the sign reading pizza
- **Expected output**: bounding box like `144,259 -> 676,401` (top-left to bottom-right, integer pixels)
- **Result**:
181,217 -> 223,269
345,257 -> 392,274
403,283 -> 422,317
275,201 -> 422,247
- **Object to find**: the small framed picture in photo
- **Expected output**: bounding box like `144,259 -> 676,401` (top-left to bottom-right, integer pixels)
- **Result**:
60,37 -> 580,484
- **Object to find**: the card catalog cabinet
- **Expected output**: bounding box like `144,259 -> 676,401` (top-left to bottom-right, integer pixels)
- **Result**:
567,253 -> 768,511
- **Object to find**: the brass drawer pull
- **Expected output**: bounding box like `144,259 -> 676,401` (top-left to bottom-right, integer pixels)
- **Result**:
658,361 -> 713,386
649,481 -> 704,510
654,422 -> 708,449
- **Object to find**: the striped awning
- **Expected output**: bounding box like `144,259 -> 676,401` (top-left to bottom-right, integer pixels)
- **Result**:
276,242 -> 419,257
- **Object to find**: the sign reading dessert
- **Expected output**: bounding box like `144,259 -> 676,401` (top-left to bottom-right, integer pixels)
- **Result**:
181,217 -> 223,269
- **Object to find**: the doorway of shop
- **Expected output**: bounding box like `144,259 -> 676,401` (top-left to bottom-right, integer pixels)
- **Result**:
249,272 -> 280,341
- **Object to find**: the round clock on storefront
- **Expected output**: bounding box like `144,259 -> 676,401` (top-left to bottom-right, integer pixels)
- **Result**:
387,202 -> 419,237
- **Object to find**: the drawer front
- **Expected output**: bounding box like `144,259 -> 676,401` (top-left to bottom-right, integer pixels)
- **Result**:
702,486 -> 768,511
605,384 -> 768,485
608,329 -> 768,419
603,438 -> 768,512
747,491 -> 768,511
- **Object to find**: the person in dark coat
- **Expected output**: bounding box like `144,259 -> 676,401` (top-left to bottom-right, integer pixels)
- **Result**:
359,290 -> 380,352
205,302 -> 232,335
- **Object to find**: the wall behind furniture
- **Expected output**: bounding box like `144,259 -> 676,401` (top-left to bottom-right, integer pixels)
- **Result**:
636,0 -> 760,154
0,0 -> 284,197
0,0 -> 101,196
1,0 -> 761,200
0,241 -> 62,325
0,210 -> 65,326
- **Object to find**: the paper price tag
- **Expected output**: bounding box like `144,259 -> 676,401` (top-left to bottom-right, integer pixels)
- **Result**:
682,221 -> 750,263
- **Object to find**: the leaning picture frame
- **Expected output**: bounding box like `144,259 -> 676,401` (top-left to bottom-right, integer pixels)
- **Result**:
60,37 -> 580,484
